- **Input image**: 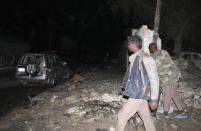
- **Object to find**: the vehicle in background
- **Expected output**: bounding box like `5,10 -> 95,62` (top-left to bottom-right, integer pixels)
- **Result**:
174,52 -> 201,70
16,52 -> 73,87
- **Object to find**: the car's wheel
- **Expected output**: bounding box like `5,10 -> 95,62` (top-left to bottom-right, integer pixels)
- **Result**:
26,63 -> 40,77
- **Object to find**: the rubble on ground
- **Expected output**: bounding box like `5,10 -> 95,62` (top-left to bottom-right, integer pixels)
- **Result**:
1,64 -> 201,131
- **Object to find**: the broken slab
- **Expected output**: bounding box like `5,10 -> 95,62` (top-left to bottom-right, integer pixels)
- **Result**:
101,93 -> 122,103
132,25 -> 162,53
70,73 -> 85,83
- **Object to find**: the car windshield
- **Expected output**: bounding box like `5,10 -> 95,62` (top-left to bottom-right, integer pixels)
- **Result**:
20,55 -> 42,65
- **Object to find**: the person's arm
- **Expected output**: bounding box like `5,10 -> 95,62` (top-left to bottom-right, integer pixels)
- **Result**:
143,57 -> 159,110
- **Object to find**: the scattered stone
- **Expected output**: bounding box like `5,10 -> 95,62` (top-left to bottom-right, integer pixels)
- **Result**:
2,65 -> 201,131
67,106 -> 80,114
62,95 -> 80,104
109,126 -> 115,131
70,114 -> 83,122
71,73 -> 85,83
54,126 -> 61,130
90,91 -> 98,97
192,96 -> 201,109
101,93 -> 122,103
50,95 -> 58,103
47,121 -> 54,128
170,124 -> 178,130
0,122 -> 10,130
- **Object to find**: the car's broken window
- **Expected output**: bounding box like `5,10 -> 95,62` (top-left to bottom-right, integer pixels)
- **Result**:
20,55 -> 42,65
20,56 -> 34,64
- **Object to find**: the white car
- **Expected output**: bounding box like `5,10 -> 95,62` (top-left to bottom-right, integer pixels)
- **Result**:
174,52 -> 201,70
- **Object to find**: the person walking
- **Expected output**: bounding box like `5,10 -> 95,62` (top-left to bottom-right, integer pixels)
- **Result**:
149,43 -> 187,119
116,35 -> 159,131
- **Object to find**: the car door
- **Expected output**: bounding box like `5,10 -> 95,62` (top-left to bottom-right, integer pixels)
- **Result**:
44,55 -> 55,79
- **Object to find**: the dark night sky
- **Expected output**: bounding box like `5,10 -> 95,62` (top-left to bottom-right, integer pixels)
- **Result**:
0,0 -> 201,60
0,0 -> 124,59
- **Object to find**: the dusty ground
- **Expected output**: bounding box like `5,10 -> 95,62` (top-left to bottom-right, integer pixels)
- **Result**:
0,64 -> 201,131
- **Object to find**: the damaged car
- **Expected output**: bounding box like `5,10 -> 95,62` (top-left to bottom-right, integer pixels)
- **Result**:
174,52 -> 201,70
16,52 -> 73,87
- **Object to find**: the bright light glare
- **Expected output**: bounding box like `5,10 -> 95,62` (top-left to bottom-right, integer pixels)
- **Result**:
18,68 -> 25,72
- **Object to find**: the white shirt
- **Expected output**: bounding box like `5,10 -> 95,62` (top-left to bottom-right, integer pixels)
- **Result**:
143,56 -> 159,100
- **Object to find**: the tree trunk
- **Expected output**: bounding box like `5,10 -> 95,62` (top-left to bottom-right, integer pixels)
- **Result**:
153,0 -> 162,43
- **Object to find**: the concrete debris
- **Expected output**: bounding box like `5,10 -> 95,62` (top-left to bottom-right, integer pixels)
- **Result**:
0,122 -> 10,130
101,93 -> 122,103
109,126 -> 115,131
64,91 -> 123,123
192,96 -> 201,109
1,64 -> 201,131
71,73 -> 85,83
61,95 -> 80,104
50,95 -> 59,103
179,81 -> 201,109
170,124 -> 178,130
67,106 -> 80,114
132,25 -> 161,53
90,91 -> 98,97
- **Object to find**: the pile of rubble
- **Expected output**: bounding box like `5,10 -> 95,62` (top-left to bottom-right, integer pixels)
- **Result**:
65,92 -> 123,123
63,78 -> 124,124
32,66 -> 201,124
48,66 -> 201,124
179,70 -> 201,109
2,77 -> 123,130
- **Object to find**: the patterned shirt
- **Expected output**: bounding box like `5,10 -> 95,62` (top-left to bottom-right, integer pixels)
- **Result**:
152,50 -> 181,86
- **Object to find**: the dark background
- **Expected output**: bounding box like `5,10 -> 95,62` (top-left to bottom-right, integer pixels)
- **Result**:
0,0 -> 201,63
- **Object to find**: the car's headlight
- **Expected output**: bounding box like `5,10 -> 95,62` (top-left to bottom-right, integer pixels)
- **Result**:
18,68 -> 25,72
